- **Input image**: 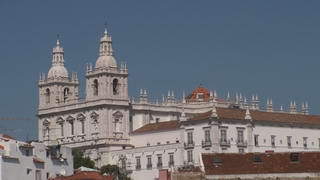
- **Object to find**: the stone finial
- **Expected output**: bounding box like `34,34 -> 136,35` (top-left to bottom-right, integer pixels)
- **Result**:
289,101 -> 297,114
162,94 -> 165,104
244,97 -> 247,108
255,95 -> 260,110
227,91 -> 230,101
245,106 -> 252,120
210,91 -> 213,99
302,102 -> 310,115
214,91 -> 218,99
235,92 -> 239,104
211,103 -> 218,118
280,105 -> 284,112
267,98 -> 273,112
182,91 -> 186,104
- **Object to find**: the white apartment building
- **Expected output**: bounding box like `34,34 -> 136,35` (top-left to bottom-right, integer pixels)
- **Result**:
0,134 -> 73,180
37,27 -> 320,180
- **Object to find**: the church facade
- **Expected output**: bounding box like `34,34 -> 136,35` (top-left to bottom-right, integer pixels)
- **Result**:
38,28 -> 320,179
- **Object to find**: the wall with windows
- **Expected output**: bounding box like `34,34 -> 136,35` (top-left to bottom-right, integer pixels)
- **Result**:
0,139 -> 73,180
252,125 -> 320,152
110,143 -> 183,180
130,129 -> 181,147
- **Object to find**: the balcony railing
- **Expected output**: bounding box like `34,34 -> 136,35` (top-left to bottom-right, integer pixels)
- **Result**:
157,162 -> 163,168
136,165 -> 141,170
236,140 -> 247,147
168,161 -> 174,167
201,140 -> 212,148
220,139 -> 231,147
184,142 -> 195,149
146,163 -> 152,169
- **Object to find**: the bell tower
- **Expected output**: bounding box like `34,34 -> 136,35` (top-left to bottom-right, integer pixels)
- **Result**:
85,28 -> 128,101
38,38 -> 79,109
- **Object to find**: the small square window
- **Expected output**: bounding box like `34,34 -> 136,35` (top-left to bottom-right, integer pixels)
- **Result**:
253,155 -> 263,163
212,156 -> 222,164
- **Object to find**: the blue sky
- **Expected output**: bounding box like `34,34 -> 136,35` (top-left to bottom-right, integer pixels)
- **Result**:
1,0 -> 320,140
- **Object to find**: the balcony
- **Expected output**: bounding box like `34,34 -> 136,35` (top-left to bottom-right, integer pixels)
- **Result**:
146,164 -> 152,169
168,161 -> 174,167
135,165 -> 141,170
220,139 -> 230,147
157,162 -> 163,169
184,142 -> 195,149
201,140 -> 212,148
236,140 -> 247,148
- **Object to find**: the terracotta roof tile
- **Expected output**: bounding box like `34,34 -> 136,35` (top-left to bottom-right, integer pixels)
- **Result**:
202,152 -> 320,175
49,171 -> 113,180
131,121 -> 180,134
33,157 -> 45,163
190,107 -> 320,125
186,86 -> 211,102
131,107 -> 320,134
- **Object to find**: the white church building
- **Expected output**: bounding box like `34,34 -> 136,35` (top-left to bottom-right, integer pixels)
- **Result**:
37,27 -> 320,180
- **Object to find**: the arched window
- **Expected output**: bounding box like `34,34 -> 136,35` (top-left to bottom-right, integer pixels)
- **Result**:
45,88 -> 50,104
63,88 -> 70,103
113,111 -> 123,133
113,79 -> 119,95
42,120 -> 50,138
93,79 -> 98,96
67,116 -> 75,136
56,118 -> 64,137
77,114 -> 86,134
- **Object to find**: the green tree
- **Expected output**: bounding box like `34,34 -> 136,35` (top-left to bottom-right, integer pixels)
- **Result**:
72,149 -> 95,169
100,164 -> 130,180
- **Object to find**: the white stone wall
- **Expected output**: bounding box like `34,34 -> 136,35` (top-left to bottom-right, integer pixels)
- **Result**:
0,141 -> 73,180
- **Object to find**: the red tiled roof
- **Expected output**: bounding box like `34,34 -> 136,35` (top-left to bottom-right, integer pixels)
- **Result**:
50,171 -> 113,180
131,120 -> 180,134
190,107 -> 320,125
0,134 -> 15,140
33,157 -> 45,163
186,86 -> 211,102
131,107 -> 320,134
202,152 -> 320,175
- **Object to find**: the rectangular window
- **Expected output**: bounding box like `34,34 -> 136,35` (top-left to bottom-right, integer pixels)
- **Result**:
70,121 -> 74,135
303,137 -> 308,148
136,157 -> 141,170
220,129 -> 227,142
121,159 -> 126,169
169,153 -> 174,166
156,118 -> 160,123
237,130 -> 244,143
271,135 -> 275,147
187,131 -> 193,145
287,136 -> 292,148
81,121 -> 85,134
35,170 -> 41,180
25,149 -> 30,156
60,123 -> 64,137
157,154 -> 162,168
187,150 -> 193,163
147,155 -> 152,169
254,135 -> 259,146
204,129 -> 210,142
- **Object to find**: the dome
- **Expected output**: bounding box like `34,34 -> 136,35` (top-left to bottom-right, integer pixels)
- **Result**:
95,55 -> 117,69
47,66 -> 68,78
